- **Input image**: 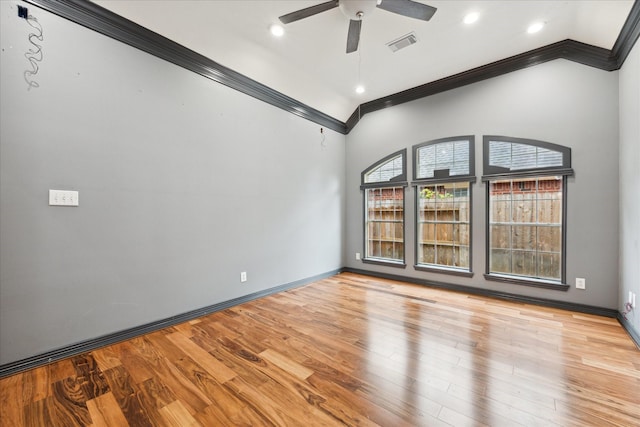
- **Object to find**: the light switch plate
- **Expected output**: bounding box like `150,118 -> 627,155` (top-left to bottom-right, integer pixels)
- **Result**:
49,189 -> 79,206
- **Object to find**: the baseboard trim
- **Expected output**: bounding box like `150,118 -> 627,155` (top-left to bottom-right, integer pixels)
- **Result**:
2,267 -> 633,377
0,269 -> 340,379
617,313 -> 640,350
342,267 -> 619,318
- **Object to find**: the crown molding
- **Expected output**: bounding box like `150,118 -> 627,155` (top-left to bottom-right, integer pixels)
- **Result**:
23,0 -> 347,134
346,0 -> 640,132
612,0 -> 640,68
23,0 -> 640,135
346,39 -> 618,132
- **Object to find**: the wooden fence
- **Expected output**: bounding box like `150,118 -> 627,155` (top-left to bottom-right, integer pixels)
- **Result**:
417,197 -> 469,268
364,179 -> 562,278
490,191 -> 562,279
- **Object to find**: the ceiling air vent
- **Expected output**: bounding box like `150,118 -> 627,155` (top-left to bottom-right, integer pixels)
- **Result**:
387,32 -> 418,52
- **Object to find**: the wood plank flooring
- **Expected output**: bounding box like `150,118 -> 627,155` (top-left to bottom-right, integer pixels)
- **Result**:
1,272 -> 639,426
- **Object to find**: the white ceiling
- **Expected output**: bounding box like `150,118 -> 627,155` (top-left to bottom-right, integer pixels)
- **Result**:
93,0 -> 634,122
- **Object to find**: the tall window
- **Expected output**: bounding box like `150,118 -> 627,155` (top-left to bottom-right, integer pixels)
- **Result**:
361,150 -> 407,266
413,137 -> 475,275
483,136 -> 573,288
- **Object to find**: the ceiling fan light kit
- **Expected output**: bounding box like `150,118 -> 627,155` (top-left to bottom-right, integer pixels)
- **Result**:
338,0 -> 378,20
278,0 -> 437,54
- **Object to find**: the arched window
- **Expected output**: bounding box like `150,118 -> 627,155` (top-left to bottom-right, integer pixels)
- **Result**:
483,136 -> 573,289
361,150 -> 407,266
413,136 -> 475,275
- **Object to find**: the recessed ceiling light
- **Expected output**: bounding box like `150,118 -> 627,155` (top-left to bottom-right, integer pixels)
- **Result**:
527,21 -> 545,34
270,24 -> 284,37
463,12 -> 479,25
355,85 -> 365,94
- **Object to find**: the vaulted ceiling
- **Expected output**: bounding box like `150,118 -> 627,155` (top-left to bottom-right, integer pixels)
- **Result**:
91,0 -> 635,123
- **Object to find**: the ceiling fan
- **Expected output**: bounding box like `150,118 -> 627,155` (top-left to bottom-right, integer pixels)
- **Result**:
279,0 -> 437,54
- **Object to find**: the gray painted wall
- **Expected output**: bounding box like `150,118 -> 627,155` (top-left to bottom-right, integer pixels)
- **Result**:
0,1 -> 345,365
344,59 -> 620,309
619,38 -> 640,336
0,0 -> 633,366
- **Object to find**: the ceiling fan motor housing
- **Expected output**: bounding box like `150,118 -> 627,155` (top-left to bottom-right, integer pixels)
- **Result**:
338,0 -> 380,20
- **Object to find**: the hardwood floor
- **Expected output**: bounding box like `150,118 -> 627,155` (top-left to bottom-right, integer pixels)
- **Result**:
1,272 -> 639,426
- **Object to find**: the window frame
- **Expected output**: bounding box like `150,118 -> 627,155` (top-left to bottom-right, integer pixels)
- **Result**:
361,149 -> 407,268
412,136 -> 476,276
482,135 -> 573,178
482,135 -> 573,290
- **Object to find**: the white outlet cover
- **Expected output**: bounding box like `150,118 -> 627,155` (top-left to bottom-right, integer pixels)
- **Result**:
576,278 -> 586,289
355,252 -> 361,260
633,293 -> 637,308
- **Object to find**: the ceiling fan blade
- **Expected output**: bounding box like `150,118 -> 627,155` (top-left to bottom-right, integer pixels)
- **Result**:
377,0 -> 437,21
346,19 -> 362,53
279,0 -> 339,24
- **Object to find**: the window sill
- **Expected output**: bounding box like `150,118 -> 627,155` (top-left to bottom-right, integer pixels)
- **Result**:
362,258 -> 407,269
415,264 -> 473,278
484,273 -> 569,291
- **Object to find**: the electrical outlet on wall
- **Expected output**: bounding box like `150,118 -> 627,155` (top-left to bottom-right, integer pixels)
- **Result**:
633,292 -> 637,308
576,278 -> 586,289
240,272 -> 247,283
356,252 -> 361,260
